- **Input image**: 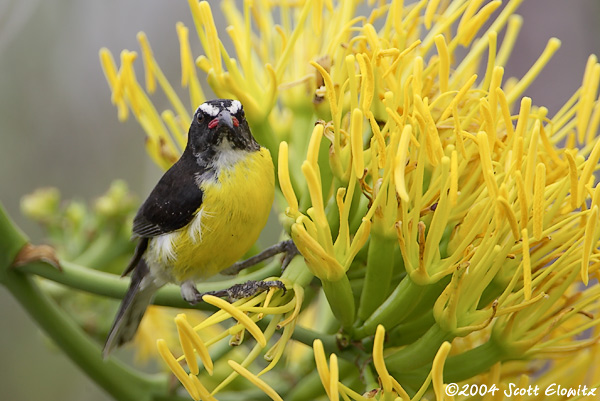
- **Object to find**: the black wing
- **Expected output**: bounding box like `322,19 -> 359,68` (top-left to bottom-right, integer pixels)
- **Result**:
132,155 -> 205,238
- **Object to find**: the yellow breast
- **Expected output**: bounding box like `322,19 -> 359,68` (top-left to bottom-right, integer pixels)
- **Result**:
147,147 -> 274,283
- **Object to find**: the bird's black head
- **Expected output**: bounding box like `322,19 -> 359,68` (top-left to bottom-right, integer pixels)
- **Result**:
185,99 -> 259,159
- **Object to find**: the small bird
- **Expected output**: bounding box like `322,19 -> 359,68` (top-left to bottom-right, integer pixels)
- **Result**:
103,99 -> 275,357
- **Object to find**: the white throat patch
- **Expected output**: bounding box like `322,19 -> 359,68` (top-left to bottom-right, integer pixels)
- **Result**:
212,138 -> 248,169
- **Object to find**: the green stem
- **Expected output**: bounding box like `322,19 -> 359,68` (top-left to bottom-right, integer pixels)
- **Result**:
291,324 -> 338,354
322,275 -> 356,331
384,324 -> 452,373
443,339 -> 507,383
72,230 -> 130,270
354,276 -> 424,337
1,203 -> 166,401
18,259 -> 281,308
356,229 -> 396,322
394,339 -> 508,391
4,271 -> 166,401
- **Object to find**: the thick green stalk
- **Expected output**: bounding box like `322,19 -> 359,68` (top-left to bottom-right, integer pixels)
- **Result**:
322,274 -> 356,331
0,203 -> 166,401
356,230 -> 396,322
354,276 -> 424,337
4,271 -> 166,401
384,324 -> 452,373
18,259 -> 281,308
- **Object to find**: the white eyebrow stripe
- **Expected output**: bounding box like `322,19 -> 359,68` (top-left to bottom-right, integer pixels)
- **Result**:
227,100 -> 242,114
198,102 -> 219,117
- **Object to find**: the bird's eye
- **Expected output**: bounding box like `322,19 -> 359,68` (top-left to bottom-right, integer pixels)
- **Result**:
196,112 -> 204,123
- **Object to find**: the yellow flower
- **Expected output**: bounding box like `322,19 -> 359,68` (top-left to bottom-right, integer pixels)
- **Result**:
101,0 -> 600,400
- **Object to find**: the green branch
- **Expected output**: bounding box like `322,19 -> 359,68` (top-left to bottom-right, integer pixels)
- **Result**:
18,258 -> 281,309
0,203 -> 168,401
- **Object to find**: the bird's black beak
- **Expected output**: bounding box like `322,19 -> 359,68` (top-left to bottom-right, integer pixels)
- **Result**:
217,110 -> 234,130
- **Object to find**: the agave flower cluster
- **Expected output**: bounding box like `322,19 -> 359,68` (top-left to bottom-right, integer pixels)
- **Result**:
100,0 -> 600,400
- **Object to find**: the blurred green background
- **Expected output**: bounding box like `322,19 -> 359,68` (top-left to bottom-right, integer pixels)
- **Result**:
0,0 -> 598,400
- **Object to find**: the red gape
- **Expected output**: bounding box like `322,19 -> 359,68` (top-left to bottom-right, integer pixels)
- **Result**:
208,116 -> 240,129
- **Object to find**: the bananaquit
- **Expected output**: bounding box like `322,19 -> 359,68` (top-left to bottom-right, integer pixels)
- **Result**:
103,99 -> 274,356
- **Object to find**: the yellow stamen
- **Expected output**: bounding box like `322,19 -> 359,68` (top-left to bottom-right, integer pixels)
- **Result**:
482,32 -> 498,93
373,325 -> 392,393
313,339 -> 331,399
278,142 -> 299,216
137,32 -> 156,93
351,108 -> 365,179
533,163 -> 546,241
582,206 -> 598,286
312,60 -> 341,130
278,284 -> 304,328
477,131 -> 498,198
357,53 -> 374,114
497,196 -> 520,239
329,353 -> 340,401
521,228 -> 532,301
424,0 -> 441,29
496,87 -> 514,140
175,314 -> 214,375
506,38 -> 561,105
578,55 -> 600,143
578,137 -> 600,204
228,360 -> 284,401
395,125 -> 413,202
432,342 -> 452,401
188,374 -> 217,401
201,295 -> 267,347
440,74 -> 478,121
157,339 -> 199,400
458,1 -> 501,47
177,22 -> 205,108
99,48 -> 128,121
434,35 -> 450,94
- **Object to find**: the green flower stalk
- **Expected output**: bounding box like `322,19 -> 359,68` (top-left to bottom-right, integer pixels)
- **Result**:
2,0 -> 600,401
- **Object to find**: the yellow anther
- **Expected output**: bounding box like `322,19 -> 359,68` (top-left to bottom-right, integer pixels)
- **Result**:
357,53 -> 374,113
202,295 -> 267,347
313,339 -> 331,399
373,325 -> 392,392
175,314 -> 214,375
137,32 -> 156,93
434,35 -> 449,93
277,142 -> 299,216
506,38 -> 561,105
521,228 -> 532,301
432,342 -> 452,401
350,108 -> 365,179
582,206 -> 598,286
497,196 -> 520,239
395,125 -> 413,203
515,170 -> 529,231
533,163 -> 546,240
228,360 -> 284,401
157,339 -> 199,400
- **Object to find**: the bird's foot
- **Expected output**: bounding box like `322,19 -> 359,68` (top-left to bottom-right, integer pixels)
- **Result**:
182,280 -> 286,304
181,280 -> 202,305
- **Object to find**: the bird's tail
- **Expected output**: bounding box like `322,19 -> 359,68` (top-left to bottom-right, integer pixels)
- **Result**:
103,259 -> 162,358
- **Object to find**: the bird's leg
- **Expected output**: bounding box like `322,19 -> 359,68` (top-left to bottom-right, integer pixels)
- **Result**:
181,280 -> 202,305
221,239 -> 299,276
